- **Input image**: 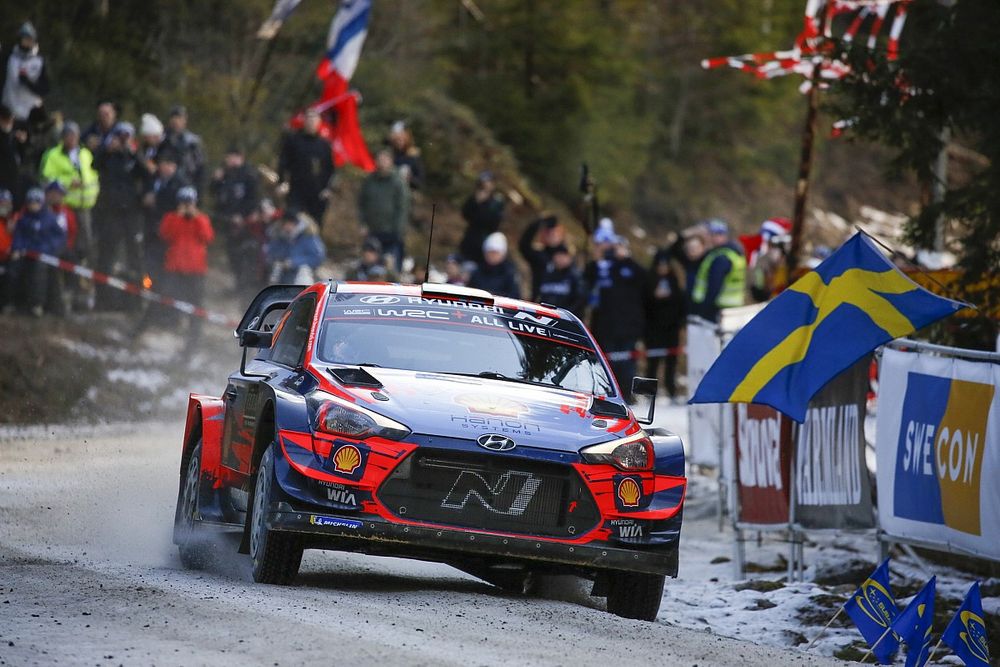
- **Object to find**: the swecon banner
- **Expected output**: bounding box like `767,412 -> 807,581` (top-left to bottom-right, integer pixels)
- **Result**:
876,347 -> 1000,561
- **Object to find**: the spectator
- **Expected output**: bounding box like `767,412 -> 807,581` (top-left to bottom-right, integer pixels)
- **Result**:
518,213 -> 567,301
358,148 -> 409,272
278,108 -> 334,225
266,210 -> 325,284
82,100 -> 118,153
644,249 -> 685,402
585,230 -> 646,401
459,171 -> 504,266
443,253 -> 467,286
159,186 -> 213,341
135,113 -> 164,191
141,148 -> 189,279
679,225 -> 708,295
0,23 -> 49,123
93,122 -> 142,309
162,105 -> 205,189
5,187 -> 65,316
535,244 -> 586,316
0,105 -> 27,206
388,121 -> 424,191
345,237 -> 397,282
210,145 -> 259,291
468,232 -> 520,299
0,189 -> 13,307
45,180 -> 77,256
41,120 -> 99,309
689,219 -> 746,323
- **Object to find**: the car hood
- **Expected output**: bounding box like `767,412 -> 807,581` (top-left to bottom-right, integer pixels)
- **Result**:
330,367 -> 632,452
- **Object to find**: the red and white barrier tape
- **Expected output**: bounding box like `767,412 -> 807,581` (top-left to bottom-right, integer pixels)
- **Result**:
605,347 -> 683,362
22,250 -> 239,328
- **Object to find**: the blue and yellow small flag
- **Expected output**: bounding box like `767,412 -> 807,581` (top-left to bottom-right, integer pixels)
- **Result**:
890,577 -> 937,667
844,558 -> 901,664
942,582 -> 991,667
690,232 -> 967,421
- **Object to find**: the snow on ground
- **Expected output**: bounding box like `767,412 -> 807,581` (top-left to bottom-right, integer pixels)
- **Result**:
652,401 -> 1000,663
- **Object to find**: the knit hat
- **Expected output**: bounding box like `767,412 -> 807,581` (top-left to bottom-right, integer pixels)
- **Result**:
706,219 -> 729,235
112,121 -> 135,138
62,121 -> 80,137
593,217 -> 617,245
25,188 -> 45,203
18,22 -> 37,41
482,232 -> 508,255
45,180 -> 66,195
177,186 -> 198,203
140,113 -> 163,137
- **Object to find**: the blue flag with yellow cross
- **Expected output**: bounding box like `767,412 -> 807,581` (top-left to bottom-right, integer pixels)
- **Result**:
689,232 -> 968,422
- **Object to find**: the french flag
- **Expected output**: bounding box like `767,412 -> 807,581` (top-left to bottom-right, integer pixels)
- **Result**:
316,0 -> 372,85
309,0 -> 375,172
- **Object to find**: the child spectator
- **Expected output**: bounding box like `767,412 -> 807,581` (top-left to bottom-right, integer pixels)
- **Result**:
345,236 -> 397,282
5,187 -> 65,316
159,186 -> 213,340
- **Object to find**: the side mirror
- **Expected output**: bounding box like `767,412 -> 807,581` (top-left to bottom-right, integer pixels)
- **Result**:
240,329 -> 274,349
631,376 -> 658,425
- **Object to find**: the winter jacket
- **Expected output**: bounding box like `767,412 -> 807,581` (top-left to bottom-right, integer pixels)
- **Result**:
0,215 -> 12,261
1,45 -> 49,121
358,170 -> 409,237
265,219 -> 325,272
40,142 -> 100,210
584,256 -> 647,345
148,173 -> 190,223
278,131 -> 334,207
345,260 -> 397,282
459,193 -> 504,265
392,147 -> 425,191
0,125 -> 25,202
644,271 -> 685,348
94,147 -> 138,213
210,164 -> 258,218
537,265 -> 587,317
11,207 -> 66,256
50,203 -> 77,252
162,128 -> 205,188
518,218 -> 561,300
469,260 -> 521,299
159,210 -> 214,274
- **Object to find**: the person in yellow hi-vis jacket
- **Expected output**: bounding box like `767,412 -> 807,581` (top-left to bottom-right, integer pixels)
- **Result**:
40,120 -> 99,309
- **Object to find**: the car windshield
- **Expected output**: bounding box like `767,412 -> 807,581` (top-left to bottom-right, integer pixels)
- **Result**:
317,294 -> 616,396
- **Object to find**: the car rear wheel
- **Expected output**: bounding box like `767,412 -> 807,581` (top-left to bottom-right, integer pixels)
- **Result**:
249,444 -> 303,585
176,443 -> 212,569
605,570 -> 665,621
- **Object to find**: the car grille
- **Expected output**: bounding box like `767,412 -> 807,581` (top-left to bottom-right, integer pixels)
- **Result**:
377,448 -> 599,538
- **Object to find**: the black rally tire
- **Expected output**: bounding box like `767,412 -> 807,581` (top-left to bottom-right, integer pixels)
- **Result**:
175,442 -> 212,570
605,570 -> 665,621
249,444 -> 303,585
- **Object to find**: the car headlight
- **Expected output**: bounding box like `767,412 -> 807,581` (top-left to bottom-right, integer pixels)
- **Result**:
312,394 -> 410,441
580,431 -> 654,471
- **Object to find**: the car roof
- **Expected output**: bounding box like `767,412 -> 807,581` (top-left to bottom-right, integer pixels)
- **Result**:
326,281 -> 569,321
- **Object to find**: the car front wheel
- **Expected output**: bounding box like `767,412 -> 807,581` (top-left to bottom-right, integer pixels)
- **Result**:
249,444 -> 303,584
605,570 -> 665,621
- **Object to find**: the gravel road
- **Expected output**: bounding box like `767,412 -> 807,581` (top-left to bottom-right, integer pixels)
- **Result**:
0,423 -> 842,666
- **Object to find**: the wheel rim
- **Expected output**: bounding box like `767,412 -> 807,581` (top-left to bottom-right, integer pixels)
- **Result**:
181,454 -> 200,528
250,451 -> 271,561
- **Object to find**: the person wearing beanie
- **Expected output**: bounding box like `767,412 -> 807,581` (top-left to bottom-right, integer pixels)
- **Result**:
358,148 -> 409,272
141,147 -> 190,279
388,120 -> 424,191
689,217 -> 746,323
468,231 -> 520,299
0,22 -> 50,122
135,113 -> 164,192
346,235 -> 397,282
459,170 -> 504,266
162,104 -> 205,189
5,187 -> 65,316
157,186 -> 214,341
210,144 -> 260,292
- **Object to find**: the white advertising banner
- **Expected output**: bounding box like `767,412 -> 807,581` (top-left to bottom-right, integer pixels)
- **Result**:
876,347 -> 1000,561
686,319 -> 723,467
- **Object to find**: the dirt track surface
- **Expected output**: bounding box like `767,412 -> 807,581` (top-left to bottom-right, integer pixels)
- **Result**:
0,423 -> 840,666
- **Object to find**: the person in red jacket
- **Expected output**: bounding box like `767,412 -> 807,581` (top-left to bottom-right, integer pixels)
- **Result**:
158,186 -> 214,340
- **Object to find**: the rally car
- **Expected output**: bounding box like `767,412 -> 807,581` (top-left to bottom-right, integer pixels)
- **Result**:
173,281 -> 686,621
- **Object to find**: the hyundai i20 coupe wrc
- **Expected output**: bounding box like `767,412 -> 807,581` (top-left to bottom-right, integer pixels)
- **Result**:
173,281 -> 686,620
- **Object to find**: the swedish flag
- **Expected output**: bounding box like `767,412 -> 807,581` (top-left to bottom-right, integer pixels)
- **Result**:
690,233 -> 967,422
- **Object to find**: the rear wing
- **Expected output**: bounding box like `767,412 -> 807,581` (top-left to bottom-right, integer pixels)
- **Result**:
234,284 -> 306,343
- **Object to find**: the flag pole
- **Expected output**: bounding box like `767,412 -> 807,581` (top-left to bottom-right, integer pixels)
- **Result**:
926,637 -> 944,661
805,606 -> 843,650
860,625 -> 894,664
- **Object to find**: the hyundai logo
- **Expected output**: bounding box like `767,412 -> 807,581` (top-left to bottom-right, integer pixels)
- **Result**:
477,434 -> 517,452
359,295 -> 400,304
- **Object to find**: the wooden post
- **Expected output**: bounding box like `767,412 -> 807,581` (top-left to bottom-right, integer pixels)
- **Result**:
787,68 -> 820,273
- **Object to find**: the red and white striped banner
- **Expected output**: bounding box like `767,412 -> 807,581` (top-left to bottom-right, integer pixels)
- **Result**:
22,250 -> 239,328
605,347 -> 684,362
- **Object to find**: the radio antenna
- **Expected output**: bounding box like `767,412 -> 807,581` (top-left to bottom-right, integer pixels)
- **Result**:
424,202 -> 436,282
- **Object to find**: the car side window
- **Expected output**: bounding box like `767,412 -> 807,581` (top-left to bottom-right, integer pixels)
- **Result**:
269,296 -> 316,368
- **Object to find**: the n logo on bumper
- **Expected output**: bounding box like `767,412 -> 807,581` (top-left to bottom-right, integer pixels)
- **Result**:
441,471 -> 541,516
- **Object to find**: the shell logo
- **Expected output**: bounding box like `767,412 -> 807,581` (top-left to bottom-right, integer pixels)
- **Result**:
333,445 -> 362,475
617,478 -> 641,508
